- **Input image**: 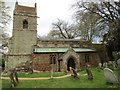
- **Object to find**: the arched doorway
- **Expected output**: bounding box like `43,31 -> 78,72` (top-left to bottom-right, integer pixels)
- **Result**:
67,58 -> 76,71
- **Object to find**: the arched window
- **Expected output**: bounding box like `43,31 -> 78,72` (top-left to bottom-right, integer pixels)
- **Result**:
23,20 -> 28,29
85,55 -> 89,63
50,55 -> 56,64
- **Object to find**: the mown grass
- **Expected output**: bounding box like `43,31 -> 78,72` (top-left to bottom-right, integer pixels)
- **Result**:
2,68 -> 120,88
2,72 -> 67,78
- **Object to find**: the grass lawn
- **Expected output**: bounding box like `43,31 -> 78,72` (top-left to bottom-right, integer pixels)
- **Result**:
2,68 -> 120,88
2,72 -> 67,78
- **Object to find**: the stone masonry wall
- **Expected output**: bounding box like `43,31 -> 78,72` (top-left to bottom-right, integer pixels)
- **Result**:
32,53 -> 59,72
79,53 -> 100,70
32,52 -> 100,72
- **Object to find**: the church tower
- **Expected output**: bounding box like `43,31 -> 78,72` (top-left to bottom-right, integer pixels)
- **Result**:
6,2 -> 37,71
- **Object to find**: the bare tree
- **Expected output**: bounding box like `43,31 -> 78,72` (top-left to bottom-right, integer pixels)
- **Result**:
0,0 -> 11,70
75,11 -> 102,42
46,30 -> 62,39
72,1 -> 120,61
73,1 -> 120,51
0,0 -> 11,50
52,19 -> 80,39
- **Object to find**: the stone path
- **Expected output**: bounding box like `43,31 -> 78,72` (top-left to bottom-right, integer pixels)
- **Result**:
1,73 -> 80,80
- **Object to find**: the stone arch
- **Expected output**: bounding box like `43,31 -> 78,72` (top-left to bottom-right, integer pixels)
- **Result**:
67,55 -> 77,71
62,48 -> 80,72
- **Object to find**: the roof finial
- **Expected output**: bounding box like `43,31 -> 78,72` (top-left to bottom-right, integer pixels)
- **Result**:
35,3 -> 37,8
16,1 -> 18,5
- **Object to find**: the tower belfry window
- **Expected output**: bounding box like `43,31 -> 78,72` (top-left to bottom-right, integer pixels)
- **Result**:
23,20 -> 28,29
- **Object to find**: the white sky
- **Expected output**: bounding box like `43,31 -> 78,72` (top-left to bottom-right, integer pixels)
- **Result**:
3,0 -> 75,37
3,0 -> 118,37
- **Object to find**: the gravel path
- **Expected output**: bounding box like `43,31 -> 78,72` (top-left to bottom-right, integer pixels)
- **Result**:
1,74 -> 74,80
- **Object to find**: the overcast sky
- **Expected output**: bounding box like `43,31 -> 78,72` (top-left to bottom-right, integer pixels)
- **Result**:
4,0 -> 76,37
4,0 -> 118,37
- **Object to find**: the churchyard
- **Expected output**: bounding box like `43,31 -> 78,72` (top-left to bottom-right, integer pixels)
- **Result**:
1,0 -> 120,89
2,67 -> 119,88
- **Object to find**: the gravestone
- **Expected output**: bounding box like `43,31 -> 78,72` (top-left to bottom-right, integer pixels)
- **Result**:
99,63 -> 102,68
69,67 -> 79,79
112,61 -> 117,69
104,68 -> 119,84
85,64 -> 93,80
105,62 -> 108,68
103,62 -> 108,68
4,60 -> 33,88
108,61 -> 112,65
14,71 -> 19,83
9,72 -> 16,87
117,59 -> 120,69
69,67 -> 74,76
9,69 -> 19,87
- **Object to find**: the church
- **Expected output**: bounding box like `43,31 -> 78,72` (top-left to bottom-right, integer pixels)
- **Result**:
5,2 -> 100,72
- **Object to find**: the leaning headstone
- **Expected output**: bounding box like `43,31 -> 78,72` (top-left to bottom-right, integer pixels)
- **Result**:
9,72 -> 16,87
104,68 -> 119,84
69,67 -> 74,76
69,67 -> 79,79
85,64 -> 93,80
117,59 -> 120,69
9,69 -> 19,87
14,71 -> 19,84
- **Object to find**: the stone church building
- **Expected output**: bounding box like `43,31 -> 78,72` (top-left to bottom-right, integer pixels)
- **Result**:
5,2 -> 100,72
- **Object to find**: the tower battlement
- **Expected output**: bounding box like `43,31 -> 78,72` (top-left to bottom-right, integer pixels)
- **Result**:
14,2 -> 37,15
